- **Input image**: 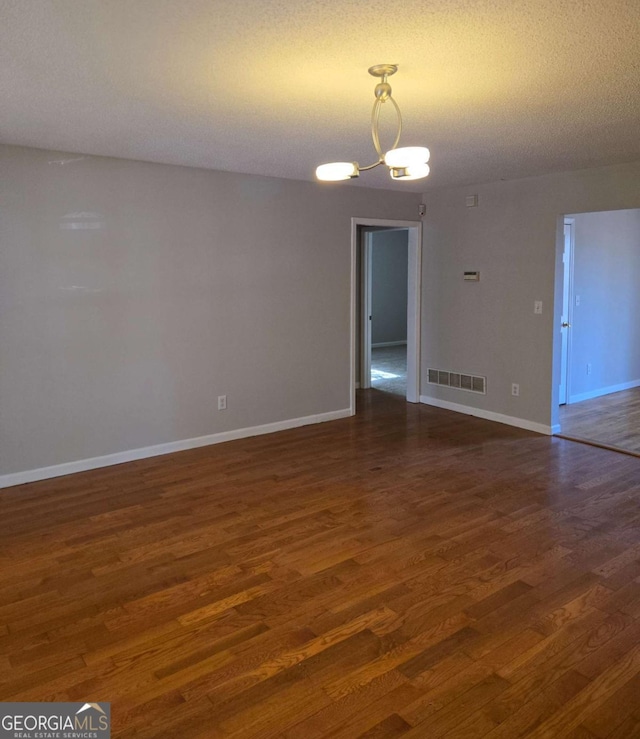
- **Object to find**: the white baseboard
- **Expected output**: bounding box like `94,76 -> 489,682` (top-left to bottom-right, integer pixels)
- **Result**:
371,341 -> 407,348
420,396 -> 553,436
0,408 -> 352,490
568,378 -> 640,404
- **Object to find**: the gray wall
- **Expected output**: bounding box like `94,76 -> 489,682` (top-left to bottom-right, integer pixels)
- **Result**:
568,209 -> 640,400
3,143 -> 640,478
0,144 -> 419,476
371,230 -> 408,345
421,161 -> 640,429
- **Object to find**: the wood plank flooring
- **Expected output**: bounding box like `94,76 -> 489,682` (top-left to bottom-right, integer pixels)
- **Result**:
559,386 -> 640,456
2,389 -> 640,737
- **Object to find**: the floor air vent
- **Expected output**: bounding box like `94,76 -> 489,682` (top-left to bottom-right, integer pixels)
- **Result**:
427,368 -> 486,395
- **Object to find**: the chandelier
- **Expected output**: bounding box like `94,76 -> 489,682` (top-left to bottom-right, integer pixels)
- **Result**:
315,64 -> 430,182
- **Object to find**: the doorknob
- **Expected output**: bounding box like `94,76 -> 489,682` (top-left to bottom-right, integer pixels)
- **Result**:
562,322 -> 571,328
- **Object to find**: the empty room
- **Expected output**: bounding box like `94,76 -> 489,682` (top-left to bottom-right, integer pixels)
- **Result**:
1,1 -> 640,737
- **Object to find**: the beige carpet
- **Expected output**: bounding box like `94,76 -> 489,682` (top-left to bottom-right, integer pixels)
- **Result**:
371,344 -> 407,397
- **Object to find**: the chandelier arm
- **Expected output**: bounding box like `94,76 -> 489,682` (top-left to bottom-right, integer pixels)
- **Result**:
359,159 -> 384,171
388,95 -> 403,152
370,95 -> 404,162
370,98 -> 384,157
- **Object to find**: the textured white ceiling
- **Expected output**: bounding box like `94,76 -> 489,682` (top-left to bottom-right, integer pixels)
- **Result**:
0,0 -> 638,191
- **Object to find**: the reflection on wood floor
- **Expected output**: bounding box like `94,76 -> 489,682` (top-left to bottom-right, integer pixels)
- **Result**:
559,386 -> 640,456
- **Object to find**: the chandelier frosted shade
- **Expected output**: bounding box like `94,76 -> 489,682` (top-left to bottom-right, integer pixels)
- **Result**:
390,162 -> 431,180
315,162 -> 359,181
384,146 -> 430,169
315,64 -> 430,184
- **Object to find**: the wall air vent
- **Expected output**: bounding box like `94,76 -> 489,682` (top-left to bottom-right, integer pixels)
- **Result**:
427,368 -> 486,395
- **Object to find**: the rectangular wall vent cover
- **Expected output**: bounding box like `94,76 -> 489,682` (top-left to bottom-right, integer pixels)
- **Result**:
427,368 -> 486,395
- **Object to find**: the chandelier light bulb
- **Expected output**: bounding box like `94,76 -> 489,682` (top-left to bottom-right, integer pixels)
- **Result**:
384,146 -> 430,169
315,162 -> 359,181
390,162 -> 431,181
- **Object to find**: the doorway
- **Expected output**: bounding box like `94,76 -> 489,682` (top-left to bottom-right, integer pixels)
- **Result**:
554,208 -> 640,455
350,217 -> 422,412
361,228 -> 409,396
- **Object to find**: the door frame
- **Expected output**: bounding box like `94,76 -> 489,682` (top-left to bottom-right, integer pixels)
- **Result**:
360,230 -> 373,389
559,218 -> 575,405
350,217 -> 423,413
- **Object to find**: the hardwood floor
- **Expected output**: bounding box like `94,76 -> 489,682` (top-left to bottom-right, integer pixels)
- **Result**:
559,386 -> 640,456
2,389 -> 640,737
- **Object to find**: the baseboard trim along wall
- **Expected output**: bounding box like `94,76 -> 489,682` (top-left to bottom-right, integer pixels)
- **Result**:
0,408 -> 352,490
420,396 -> 554,436
568,378 -> 640,405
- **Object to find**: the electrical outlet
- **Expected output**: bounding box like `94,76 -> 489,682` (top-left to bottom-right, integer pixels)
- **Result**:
217,395 -> 227,410
575,295 -> 581,306
534,301 -> 543,315
587,363 -> 592,376
511,383 -> 520,397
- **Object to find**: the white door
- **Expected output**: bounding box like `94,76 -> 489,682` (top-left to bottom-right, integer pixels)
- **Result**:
559,220 -> 573,404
